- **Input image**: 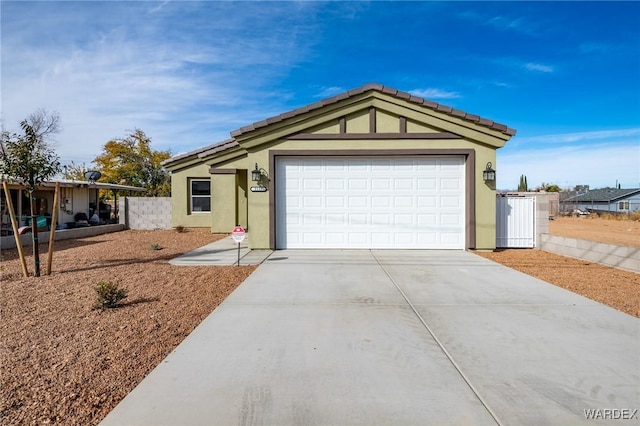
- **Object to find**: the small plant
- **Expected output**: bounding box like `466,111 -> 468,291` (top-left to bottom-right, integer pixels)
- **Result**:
174,225 -> 185,233
94,281 -> 128,309
150,243 -> 161,250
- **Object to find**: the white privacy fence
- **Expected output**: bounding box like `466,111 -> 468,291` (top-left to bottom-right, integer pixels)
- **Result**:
496,196 -> 536,248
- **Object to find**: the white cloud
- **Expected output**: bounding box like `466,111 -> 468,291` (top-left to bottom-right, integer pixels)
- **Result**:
524,62 -> 554,73
0,2 -> 319,165
314,86 -> 345,98
409,88 -> 462,100
512,128 -> 640,146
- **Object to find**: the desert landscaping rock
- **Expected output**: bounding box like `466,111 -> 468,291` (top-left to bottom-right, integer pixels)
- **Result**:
1,229 -> 255,425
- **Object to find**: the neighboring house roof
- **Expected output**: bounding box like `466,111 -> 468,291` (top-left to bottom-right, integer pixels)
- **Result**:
2,178 -> 145,192
162,83 -> 516,169
564,188 -> 640,203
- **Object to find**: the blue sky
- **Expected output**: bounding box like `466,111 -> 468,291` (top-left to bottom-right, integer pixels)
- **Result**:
2,1 -> 639,190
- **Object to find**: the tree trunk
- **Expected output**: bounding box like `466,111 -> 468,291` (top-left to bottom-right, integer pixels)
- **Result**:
2,181 -> 29,277
30,194 -> 41,277
46,182 -> 60,275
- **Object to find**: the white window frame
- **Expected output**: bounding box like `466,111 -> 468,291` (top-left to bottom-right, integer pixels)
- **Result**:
190,179 -> 211,213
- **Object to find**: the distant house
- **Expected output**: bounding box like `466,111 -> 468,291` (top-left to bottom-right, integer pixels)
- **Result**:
1,178 -> 145,236
563,188 -> 640,214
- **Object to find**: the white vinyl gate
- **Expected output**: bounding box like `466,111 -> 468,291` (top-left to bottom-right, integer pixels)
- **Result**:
496,196 -> 536,248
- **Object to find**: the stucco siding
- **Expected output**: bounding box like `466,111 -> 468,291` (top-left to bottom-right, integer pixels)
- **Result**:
345,110 -> 370,133
170,163 -> 214,228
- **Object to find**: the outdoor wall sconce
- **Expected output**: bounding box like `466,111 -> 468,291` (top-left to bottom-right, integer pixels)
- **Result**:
251,163 -> 262,182
483,162 -> 496,182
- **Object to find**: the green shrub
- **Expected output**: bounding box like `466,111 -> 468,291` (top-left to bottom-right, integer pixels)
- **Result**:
94,281 -> 128,309
150,243 -> 160,250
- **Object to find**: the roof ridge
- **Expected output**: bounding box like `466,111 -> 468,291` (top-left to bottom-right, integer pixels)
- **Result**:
230,82 -> 516,138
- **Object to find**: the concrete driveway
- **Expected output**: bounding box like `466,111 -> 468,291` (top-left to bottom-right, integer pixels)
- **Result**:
101,250 -> 639,426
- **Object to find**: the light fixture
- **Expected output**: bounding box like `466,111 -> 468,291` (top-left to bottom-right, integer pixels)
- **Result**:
251,163 -> 262,182
84,170 -> 102,185
483,162 -> 496,182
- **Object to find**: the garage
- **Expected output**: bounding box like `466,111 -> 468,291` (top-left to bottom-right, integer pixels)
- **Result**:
163,83 -> 515,250
275,156 -> 465,249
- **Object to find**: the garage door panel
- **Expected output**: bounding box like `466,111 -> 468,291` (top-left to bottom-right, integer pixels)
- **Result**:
303,178 -> 322,190
325,160 -> 346,170
394,196 -> 413,208
348,178 -> 368,190
441,178 -> 462,190
441,214 -> 462,225
371,196 -> 390,208
418,213 -> 436,225
440,196 -> 461,208
349,160 -> 368,171
417,178 -> 436,189
418,196 -> 436,208
371,213 -> 390,225
276,156 -> 465,249
326,179 -> 345,190
348,197 -> 368,208
371,159 -> 392,170
303,159 -> 323,171
326,233 -> 345,245
326,213 -> 345,225
348,233 -> 368,244
303,214 -> 322,225
371,178 -> 391,190
348,213 -> 368,225
394,178 -> 414,190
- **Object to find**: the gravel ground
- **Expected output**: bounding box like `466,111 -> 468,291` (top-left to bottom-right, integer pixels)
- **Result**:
1,218 -> 638,425
1,229 -> 255,425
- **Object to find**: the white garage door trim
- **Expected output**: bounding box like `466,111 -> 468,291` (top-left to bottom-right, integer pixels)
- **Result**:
275,156 -> 466,249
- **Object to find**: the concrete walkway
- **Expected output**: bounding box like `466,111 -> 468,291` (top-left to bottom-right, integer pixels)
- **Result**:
169,234 -> 272,266
102,250 -> 639,426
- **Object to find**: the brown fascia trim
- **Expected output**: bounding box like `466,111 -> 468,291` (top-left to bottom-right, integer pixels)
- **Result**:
369,107 -> 376,133
287,132 -> 462,140
399,116 -> 407,133
268,149 -> 476,250
209,168 -> 238,174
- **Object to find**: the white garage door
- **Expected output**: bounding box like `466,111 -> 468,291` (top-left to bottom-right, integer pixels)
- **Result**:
275,156 -> 465,249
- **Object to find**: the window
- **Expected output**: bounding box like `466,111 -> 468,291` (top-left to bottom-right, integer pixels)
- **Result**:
190,179 -> 211,213
619,201 -> 629,211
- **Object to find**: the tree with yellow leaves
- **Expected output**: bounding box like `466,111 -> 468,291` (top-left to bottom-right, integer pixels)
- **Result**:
94,129 -> 171,197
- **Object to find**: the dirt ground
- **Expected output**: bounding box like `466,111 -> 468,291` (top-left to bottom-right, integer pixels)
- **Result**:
1,229 -> 255,425
1,218 -> 638,425
549,215 -> 640,248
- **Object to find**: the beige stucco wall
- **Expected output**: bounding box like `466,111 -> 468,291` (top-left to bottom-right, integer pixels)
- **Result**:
170,162 -> 214,228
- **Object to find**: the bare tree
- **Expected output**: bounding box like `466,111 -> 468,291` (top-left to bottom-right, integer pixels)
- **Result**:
26,108 -> 61,149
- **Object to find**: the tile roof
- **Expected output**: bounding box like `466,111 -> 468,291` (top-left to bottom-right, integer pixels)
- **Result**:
161,142 -> 224,167
230,82 -> 516,138
565,188 -> 640,202
163,82 -> 516,168
197,138 -> 240,158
